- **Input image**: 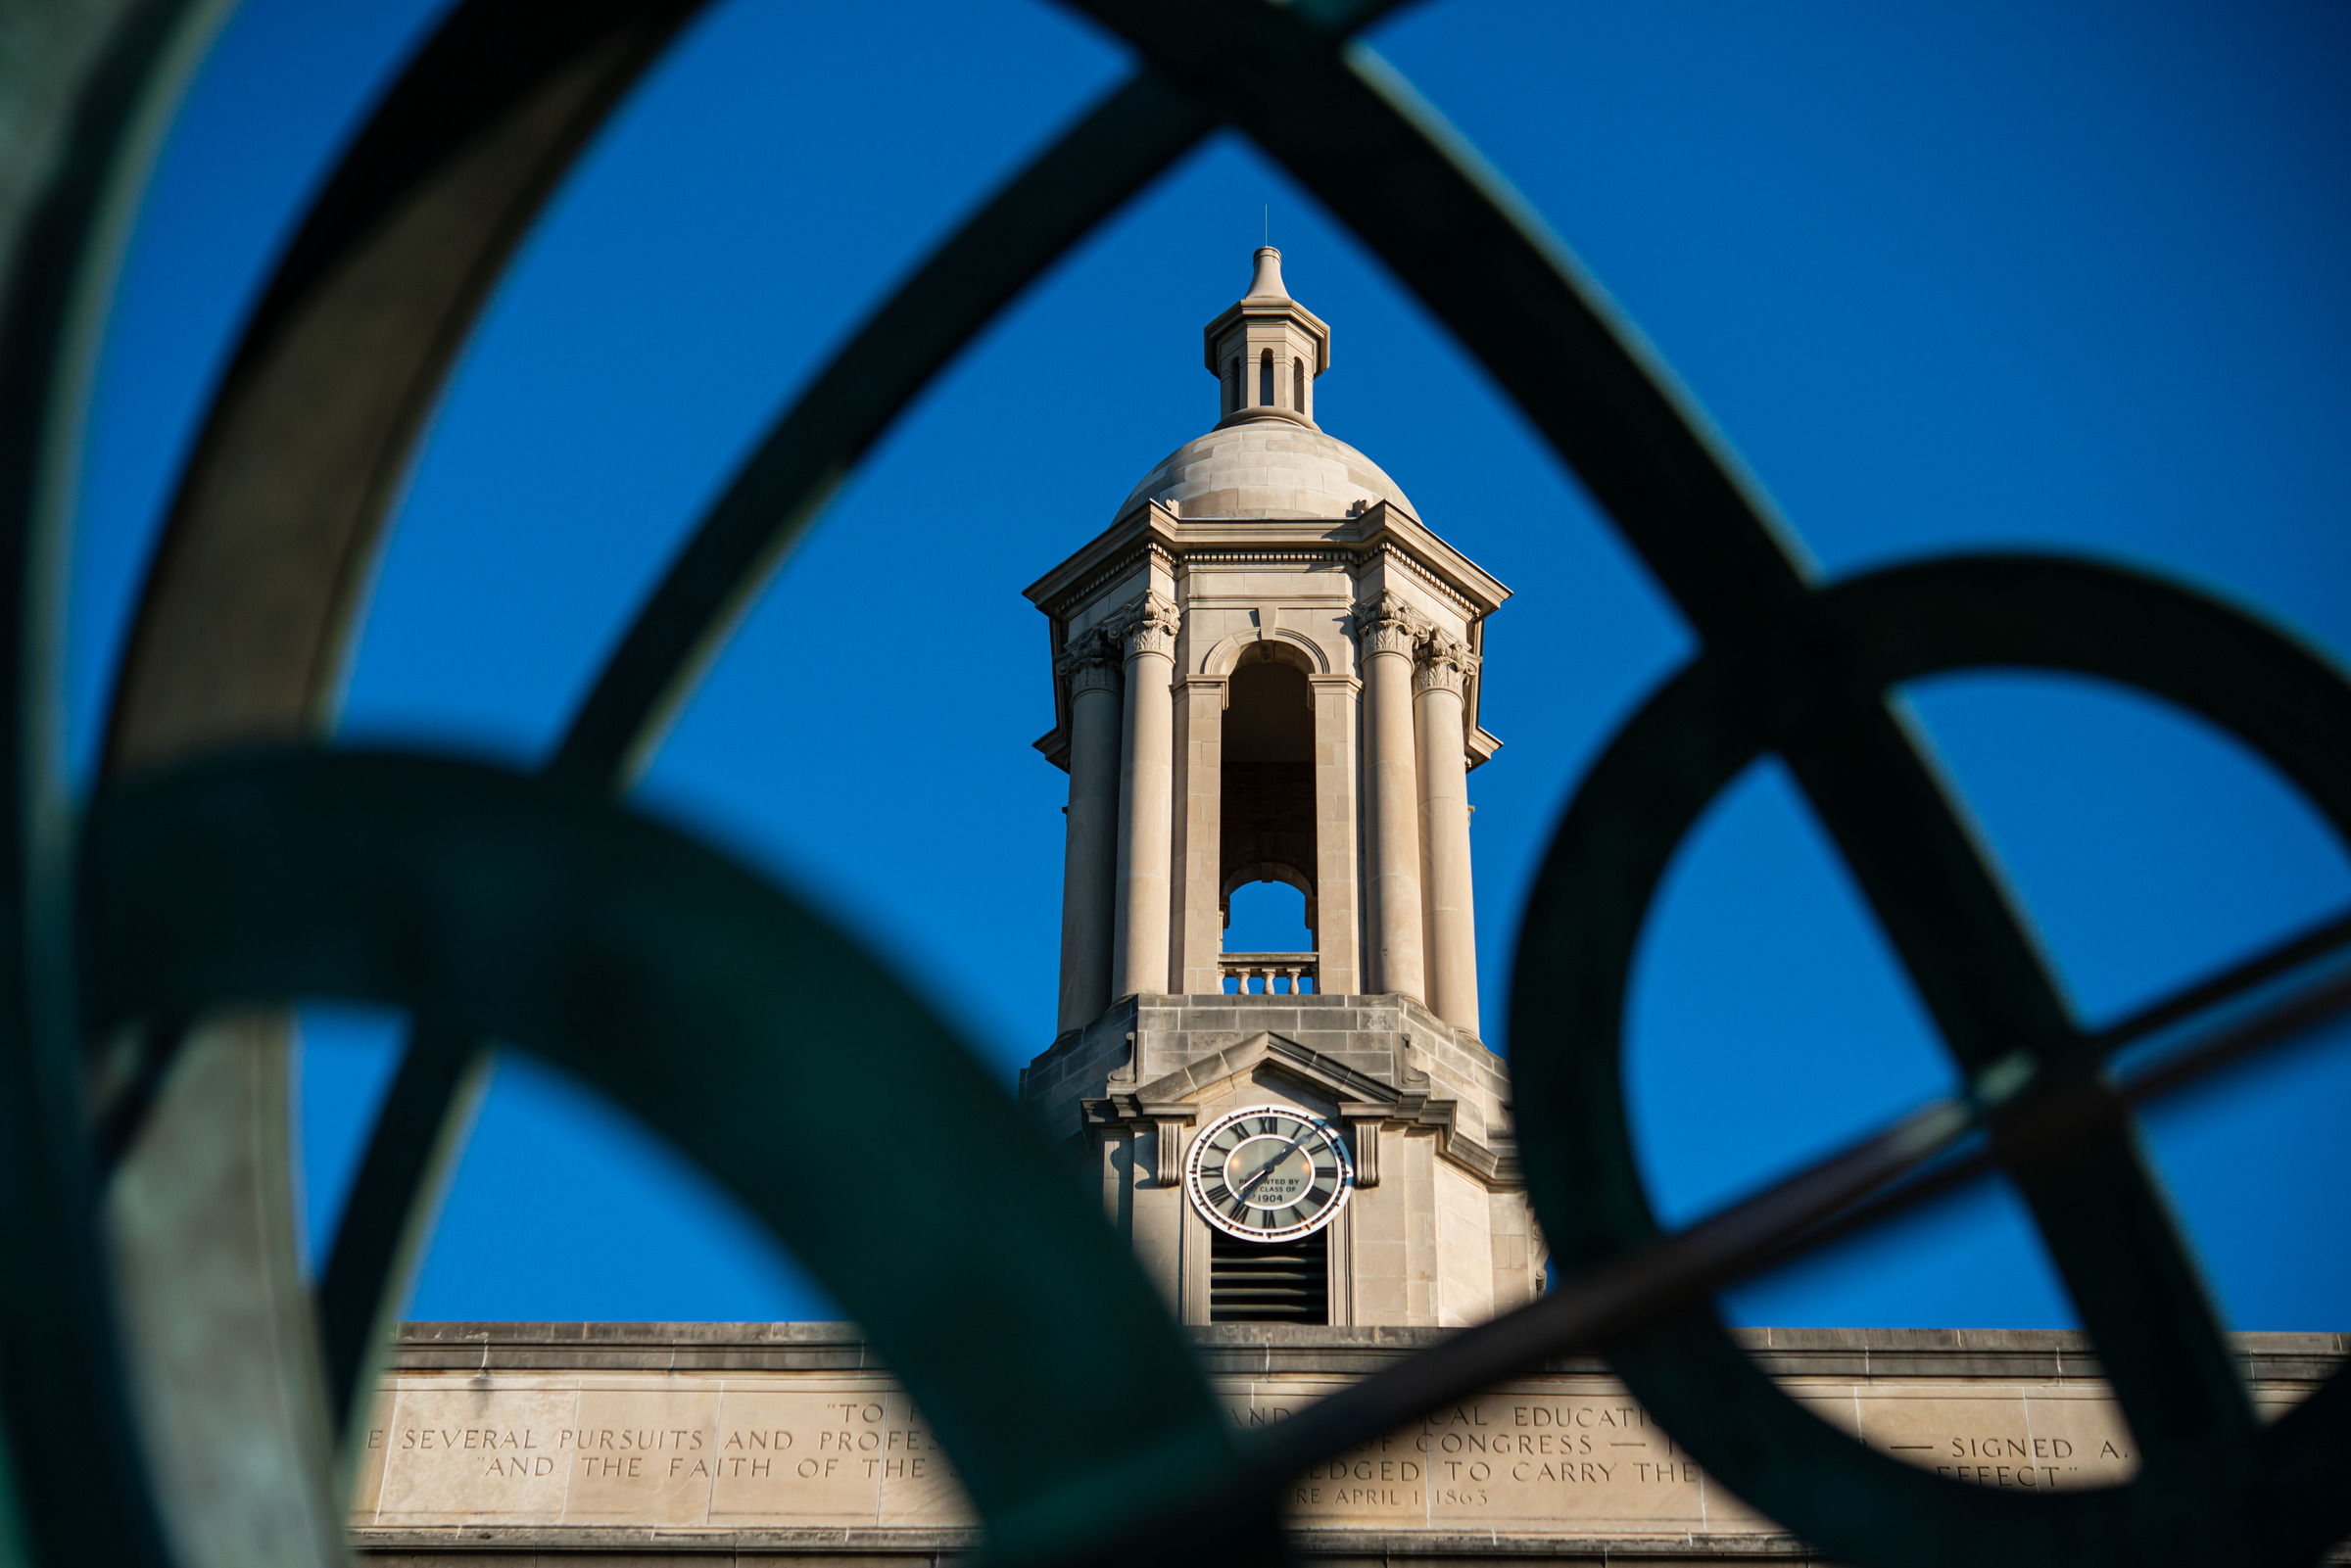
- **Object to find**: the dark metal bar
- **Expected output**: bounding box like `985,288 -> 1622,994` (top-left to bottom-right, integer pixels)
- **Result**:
1243,1099 -> 1978,1485
100,0 -> 707,781
553,0 -> 1417,788
548,71 -> 1214,783
1800,927 -> 2351,1268
2093,906 -> 2351,1056
314,1022 -> 489,1431
1788,731 -> 2261,1461
1068,0 -> 1813,632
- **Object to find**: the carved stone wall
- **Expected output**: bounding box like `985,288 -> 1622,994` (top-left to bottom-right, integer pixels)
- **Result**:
346,1324 -> 2351,1564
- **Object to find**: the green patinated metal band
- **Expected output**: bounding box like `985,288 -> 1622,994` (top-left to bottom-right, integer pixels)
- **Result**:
1510,556 -> 2351,1567
80,747 -> 1266,1568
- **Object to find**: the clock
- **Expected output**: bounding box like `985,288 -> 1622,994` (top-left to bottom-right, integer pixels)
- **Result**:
1185,1104 -> 1354,1243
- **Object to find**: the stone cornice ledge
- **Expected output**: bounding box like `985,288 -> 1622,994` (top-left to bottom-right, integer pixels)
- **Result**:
1022,500 -> 1510,623
386,1323 -> 2348,1385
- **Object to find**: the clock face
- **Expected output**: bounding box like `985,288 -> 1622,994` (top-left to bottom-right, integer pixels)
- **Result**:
1185,1104 -> 1354,1243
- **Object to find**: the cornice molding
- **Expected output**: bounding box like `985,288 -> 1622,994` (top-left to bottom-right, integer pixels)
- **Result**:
1201,294 -> 1331,374
1080,1096 -> 1198,1186
1369,539 -> 1481,624
1024,499 -> 1507,625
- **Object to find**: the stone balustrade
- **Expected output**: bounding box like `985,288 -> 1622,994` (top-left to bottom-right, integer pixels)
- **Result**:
1221,952 -> 1319,994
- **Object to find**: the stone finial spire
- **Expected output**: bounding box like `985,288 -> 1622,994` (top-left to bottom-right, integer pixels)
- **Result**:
1245,244 -> 1287,299
1202,246 -> 1330,429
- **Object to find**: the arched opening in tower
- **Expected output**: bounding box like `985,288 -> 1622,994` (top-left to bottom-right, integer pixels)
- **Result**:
1221,648 -> 1317,958
1225,880 -> 1310,952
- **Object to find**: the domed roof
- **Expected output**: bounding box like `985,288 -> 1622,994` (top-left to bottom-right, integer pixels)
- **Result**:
1117,414 -> 1417,523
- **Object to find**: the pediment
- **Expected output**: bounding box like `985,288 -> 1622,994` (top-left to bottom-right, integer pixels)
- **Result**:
1135,1029 -> 1401,1112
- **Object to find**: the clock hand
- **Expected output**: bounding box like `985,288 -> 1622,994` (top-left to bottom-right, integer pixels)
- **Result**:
1234,1131 -> 1314,1201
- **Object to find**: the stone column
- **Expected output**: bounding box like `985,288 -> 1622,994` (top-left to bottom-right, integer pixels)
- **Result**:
1311,672 -> 1363,995
1415,632 -> 1480,1033
1111,593 -> 1180,998
1176,674 -> 1226,995
1055,631 -> 1122,1034
1353,593 -> 1425,1002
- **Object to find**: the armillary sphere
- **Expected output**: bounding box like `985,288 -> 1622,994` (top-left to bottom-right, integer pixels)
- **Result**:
2,3 -> 2345,1568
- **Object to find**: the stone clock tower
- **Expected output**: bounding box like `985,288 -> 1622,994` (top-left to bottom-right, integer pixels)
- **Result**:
1020,249 -> 1544,1329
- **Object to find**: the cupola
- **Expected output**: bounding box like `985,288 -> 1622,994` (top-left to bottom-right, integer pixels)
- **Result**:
1201,246 -> 1331,427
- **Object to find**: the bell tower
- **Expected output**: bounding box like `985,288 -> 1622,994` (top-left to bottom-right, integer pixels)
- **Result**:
1019,250 -> 1542,1329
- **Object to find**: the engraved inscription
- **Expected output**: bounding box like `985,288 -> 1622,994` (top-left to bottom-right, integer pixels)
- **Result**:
347,1371 -> 2226,1535
1855,1389 -> 2137,1492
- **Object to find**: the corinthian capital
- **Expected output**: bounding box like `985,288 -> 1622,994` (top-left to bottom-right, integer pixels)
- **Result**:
1056,627 -> 1122,694
1413,630 -> 1479,697
1350,590 -> 1427,658
1110,591 -> 1181,660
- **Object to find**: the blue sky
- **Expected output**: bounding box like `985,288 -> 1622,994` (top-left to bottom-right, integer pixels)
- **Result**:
74,2 -> 2351,1329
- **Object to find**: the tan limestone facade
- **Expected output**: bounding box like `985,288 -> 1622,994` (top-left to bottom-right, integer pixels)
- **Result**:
347,1324 -> 2350,1564
1024,249 -> 1527,1330
1021,993 -> 1541,1327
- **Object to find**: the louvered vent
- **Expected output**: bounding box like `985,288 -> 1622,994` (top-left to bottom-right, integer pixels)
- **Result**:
1209,1228 -> 1328,1324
